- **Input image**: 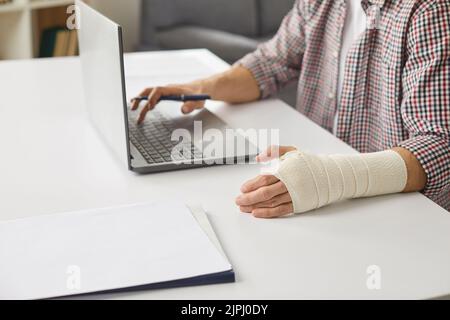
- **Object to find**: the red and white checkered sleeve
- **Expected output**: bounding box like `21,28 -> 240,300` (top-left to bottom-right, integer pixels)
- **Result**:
397,0 -> 450,210
235,0 -> 306,98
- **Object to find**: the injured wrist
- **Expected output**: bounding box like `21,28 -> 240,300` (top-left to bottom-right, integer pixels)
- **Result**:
275,150 -> 408,214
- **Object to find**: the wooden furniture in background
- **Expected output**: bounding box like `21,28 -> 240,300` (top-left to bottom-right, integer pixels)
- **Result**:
0,0 -> 75,60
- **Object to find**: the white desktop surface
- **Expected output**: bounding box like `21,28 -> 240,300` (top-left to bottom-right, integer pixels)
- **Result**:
0,49 -> 449,300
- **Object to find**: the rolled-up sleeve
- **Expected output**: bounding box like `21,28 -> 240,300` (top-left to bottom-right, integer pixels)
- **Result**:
236,0 -> 306,98
397,1 -> 450,209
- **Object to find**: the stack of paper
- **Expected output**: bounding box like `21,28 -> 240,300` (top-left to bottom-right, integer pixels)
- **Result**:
0,202 -> 233,300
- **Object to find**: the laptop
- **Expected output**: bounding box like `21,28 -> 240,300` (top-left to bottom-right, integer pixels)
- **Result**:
77,0 -> 257,174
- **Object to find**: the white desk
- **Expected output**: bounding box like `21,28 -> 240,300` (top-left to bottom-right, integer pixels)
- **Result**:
1,49 -> 449,300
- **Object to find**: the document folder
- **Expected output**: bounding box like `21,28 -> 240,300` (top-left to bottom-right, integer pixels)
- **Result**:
0,202 -> 234,299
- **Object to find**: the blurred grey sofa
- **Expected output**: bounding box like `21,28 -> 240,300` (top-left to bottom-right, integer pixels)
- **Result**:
139,0 -> 297,106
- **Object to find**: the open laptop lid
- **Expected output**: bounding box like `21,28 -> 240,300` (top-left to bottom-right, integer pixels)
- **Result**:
77,0 -> 131,169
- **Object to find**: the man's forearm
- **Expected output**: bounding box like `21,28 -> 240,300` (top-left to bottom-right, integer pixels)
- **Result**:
392,147 -> 427,193
196,66 -> 261,104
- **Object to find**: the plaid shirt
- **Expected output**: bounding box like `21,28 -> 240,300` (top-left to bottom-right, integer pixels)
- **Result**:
238,0 -> 450,210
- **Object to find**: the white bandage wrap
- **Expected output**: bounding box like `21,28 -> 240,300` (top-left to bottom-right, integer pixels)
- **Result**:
275,150 -> 408,214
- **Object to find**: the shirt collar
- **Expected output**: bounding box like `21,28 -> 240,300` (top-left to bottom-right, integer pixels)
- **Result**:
367,0 -> 386,8
360,0 -> 387,12
338,0 -> 386,9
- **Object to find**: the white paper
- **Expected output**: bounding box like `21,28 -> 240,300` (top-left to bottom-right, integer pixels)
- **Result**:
0,202 -> 232,300
188,204 -> 228,259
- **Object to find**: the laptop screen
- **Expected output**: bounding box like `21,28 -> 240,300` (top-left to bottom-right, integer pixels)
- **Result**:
77,0 -> 131,169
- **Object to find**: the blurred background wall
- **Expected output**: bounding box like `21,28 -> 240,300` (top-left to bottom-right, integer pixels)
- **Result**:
90,0 -> 141,53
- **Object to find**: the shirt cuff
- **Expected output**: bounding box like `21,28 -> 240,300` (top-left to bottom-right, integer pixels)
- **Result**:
397,135 -> 450,208
235,53 -> 277,99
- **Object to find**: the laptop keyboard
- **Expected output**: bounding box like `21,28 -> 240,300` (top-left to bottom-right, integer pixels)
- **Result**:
128,110 -> 203,164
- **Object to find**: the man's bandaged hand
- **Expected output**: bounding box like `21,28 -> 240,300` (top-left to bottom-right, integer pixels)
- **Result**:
276,148 -> 408,214
237,146 -> 408,218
